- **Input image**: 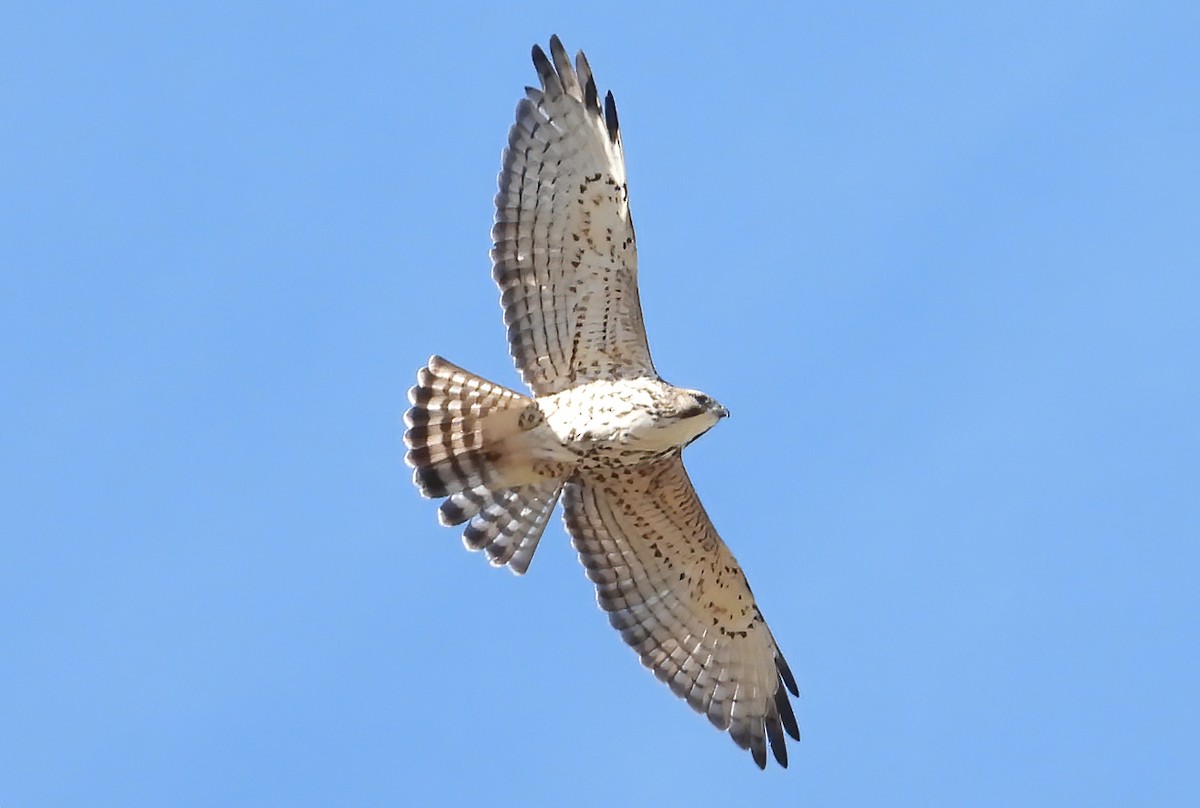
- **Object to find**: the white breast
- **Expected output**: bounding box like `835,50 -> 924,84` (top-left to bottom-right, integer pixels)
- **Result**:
539,377 -> 713,462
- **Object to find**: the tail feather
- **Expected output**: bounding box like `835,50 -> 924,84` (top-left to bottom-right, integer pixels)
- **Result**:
405,356 -> 533,498
444,481 -> 562,574
405,355 -> 567,573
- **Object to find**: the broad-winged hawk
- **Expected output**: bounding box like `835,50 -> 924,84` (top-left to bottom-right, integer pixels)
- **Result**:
405,36 -> 799,768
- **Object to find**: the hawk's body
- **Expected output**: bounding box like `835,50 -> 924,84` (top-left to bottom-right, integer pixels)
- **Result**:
405,36 -> 799,769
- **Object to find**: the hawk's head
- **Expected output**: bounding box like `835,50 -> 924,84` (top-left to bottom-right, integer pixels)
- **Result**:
669,389 -> 729,446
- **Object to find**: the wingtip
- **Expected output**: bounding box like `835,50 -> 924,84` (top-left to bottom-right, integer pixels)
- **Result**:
583,73 -> 599,113
776,684 -> 801,742
530,43 -> 555,89
766,712 -> 789,768
777,651 -> 800,697
576,50 -> 599,113
751,738 -> 767,770
603,90 -> 620,142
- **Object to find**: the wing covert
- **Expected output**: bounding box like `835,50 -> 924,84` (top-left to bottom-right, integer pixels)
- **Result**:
492,36 -> 654,396
562,456 -> 800,768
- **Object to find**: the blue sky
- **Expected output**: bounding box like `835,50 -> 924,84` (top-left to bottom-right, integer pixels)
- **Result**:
3,2 -> 1198,805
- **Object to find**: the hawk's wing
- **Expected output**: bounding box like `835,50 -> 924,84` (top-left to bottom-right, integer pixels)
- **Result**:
492,36 -> 654,397
562,457 -> 800,768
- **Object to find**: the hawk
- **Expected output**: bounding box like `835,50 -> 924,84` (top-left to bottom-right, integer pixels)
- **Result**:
405,36 -> 799,768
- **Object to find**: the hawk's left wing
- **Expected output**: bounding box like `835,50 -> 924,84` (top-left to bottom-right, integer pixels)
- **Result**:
492,36 -> 655,397
562,457 -> 800,768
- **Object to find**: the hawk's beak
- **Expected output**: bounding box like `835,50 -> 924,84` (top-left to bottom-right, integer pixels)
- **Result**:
716,405 -> 730,419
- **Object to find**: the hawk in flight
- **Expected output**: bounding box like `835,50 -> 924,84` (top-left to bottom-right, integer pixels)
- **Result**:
405,36 -> 799,768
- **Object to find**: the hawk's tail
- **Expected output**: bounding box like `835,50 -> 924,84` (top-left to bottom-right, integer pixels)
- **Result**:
404,355 -> 566,574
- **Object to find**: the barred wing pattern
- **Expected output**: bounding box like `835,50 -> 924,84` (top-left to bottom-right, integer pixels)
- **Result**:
492,35 -> 654,396
563,457 -> 800,768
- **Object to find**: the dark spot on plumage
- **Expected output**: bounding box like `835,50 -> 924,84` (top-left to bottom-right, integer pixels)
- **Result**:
410,382 -> 432,406
414,467 -> 448,498
622,623 -> 650,646
518,406 -> 544,430
463,524 -> 489,550
405,446 -> 432,467
439,500 -> 468,526
433,417 -> 471,446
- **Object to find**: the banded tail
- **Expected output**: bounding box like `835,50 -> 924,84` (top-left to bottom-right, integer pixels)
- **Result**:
404,355 -> 566,574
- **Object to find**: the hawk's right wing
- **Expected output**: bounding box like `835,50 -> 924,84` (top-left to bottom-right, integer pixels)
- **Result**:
562,456 -> 800,768
492,36 -> 655,396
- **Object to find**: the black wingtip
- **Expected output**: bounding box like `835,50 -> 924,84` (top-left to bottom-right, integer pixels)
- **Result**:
547,35 -> 578,94
584,73 -> 599,113
766,717 -> 788,768
531,43 -> 554,87
778,652 -> 799,697
776,684 -> 801,741
751,737 -> 767,770
603,90 -> 619,142
576,50 -> 600,113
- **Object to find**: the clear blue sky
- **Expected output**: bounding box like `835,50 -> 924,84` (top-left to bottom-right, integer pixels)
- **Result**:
3,2 -> 1198,805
